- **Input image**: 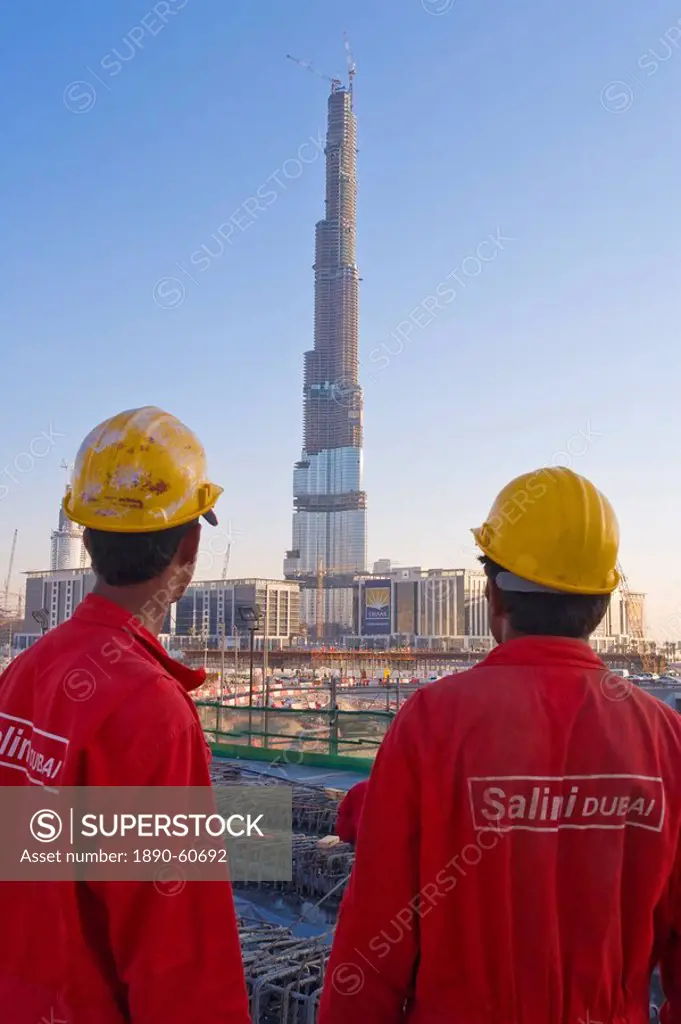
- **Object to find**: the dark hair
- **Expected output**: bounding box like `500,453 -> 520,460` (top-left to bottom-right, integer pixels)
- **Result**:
479,556 -> 609,638
85,520 -> 198,586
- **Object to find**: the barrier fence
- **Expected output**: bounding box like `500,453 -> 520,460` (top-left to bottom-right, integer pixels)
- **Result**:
197,703 -> 393,771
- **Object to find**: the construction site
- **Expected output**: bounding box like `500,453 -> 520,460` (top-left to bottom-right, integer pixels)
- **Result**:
183,639 -> 669,678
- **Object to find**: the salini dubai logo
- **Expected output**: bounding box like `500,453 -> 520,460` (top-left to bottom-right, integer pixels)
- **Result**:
0,713 -> 68,785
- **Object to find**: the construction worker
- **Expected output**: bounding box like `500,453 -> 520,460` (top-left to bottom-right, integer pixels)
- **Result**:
0,408 -> 250,1023
319,467 -> 681,1024
336,779 -> 369,847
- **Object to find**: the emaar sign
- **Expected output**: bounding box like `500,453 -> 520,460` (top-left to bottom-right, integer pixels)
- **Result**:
362,581 -> 392,636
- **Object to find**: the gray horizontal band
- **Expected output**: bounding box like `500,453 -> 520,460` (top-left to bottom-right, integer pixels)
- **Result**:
495,571 -> 565,595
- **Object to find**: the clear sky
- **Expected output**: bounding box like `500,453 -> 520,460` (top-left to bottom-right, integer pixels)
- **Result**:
1,0 -> 680,637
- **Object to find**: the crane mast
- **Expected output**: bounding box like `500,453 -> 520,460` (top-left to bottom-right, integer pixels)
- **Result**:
344,32 -> 356,98
220,521 -> 239,581
3,529 -> 18,610
222,541 -> 232,581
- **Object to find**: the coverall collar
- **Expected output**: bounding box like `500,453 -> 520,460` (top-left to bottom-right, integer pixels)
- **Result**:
72,593 -> 207,693
480,635 -> 606,670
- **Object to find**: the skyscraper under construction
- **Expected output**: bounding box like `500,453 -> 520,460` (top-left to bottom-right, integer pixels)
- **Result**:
284,71 -> 367,638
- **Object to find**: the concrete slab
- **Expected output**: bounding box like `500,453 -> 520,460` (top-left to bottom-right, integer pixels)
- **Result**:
213,754 -> 368,792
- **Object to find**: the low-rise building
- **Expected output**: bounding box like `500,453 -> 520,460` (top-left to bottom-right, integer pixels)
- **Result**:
170,579 -> 301,650
355,567 -> 493,650
354,566 -> 646,652
14,568 -> 96,650
590,590 -> 647,653
13,570 -> 301,652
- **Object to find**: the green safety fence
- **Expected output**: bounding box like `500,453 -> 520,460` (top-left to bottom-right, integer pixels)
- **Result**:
196,702 -> 394,772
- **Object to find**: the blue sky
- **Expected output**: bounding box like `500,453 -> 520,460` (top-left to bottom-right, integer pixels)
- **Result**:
1,0 -> 680,636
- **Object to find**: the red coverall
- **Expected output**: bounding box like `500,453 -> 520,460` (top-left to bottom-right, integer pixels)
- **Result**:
0,594 -> 250,1024
319,636 -> 681,1024
336,780 -> 369,845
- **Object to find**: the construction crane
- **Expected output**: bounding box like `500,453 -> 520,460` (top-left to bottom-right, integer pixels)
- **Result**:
343,32 -> 356,98
221,520 -> 237,581
3,529 -> 18,610
286,54 -> 342,92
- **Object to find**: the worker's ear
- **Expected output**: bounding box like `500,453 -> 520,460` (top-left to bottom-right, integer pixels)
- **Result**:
486,577 -> 506,619
176,521 -> 201,568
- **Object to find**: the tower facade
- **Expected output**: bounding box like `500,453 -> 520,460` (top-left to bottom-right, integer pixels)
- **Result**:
284,84 -> 367,637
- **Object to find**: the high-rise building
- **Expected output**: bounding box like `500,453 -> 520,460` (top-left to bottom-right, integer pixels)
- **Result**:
50,505 -> 86,572
284,76 -> 367,638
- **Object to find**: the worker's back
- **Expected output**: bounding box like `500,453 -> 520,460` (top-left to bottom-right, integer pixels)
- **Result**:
321,636 -> 681,1023
0,595 -> 249,1023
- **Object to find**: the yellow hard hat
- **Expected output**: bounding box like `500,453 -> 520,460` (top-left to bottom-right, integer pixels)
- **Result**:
63,406 -> 223,533
472,467 -> 620,595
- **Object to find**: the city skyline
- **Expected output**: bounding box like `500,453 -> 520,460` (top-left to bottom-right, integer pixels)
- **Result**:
2,1 -> 681,638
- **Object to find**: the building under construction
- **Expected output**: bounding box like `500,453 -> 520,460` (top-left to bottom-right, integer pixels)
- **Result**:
284,54 -> 367,640
50,505 -> 85,572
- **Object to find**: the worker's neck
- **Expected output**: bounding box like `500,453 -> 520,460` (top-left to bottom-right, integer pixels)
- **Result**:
92,579 -> 169,637
501,626 -> 591,644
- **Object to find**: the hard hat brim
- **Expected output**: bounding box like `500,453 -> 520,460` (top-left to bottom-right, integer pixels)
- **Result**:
471,526 -> 620,595
64,483 -> 223,533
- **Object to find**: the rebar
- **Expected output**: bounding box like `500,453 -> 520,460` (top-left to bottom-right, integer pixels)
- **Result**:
290,785 -> 339,836
239,919 -> 329,1023
235,833 -> 353,904
210,764 -> 341,836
